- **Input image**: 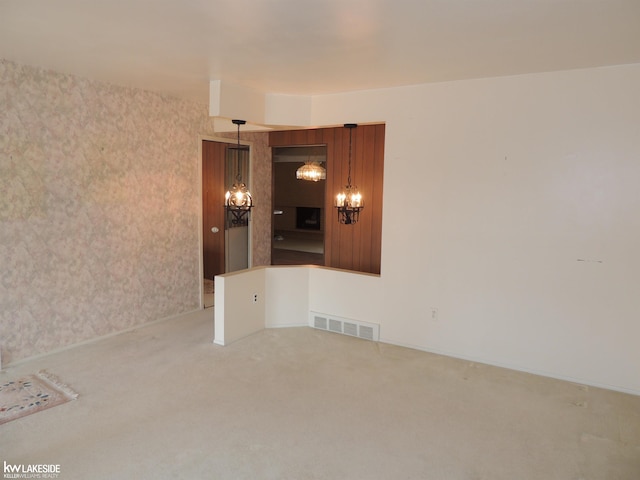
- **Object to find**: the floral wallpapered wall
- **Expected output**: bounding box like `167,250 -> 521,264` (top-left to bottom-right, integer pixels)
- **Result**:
0,59 -> 272,364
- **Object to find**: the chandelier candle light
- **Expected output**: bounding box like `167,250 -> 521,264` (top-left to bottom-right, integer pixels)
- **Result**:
225,119 -> 253,222
335,123 -> 363,225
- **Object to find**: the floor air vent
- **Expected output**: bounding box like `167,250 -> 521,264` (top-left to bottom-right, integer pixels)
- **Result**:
310,312 -> 380,342
314,315 -> 328,330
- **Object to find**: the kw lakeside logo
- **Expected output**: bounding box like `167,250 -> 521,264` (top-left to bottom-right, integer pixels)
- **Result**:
3,461 -> 61,479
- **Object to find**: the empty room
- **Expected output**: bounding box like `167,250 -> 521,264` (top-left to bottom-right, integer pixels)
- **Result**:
1,1 -> 639,479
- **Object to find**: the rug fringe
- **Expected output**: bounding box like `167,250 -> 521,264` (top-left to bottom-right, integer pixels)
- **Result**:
36,370 -> 79,400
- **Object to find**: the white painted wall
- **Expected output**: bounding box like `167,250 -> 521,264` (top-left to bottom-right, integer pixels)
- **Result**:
309,65 -> 640,394
265,267 -> 310,328
216,64 -> 640,395
308,267 -> 382,323
214,268 -> 265,345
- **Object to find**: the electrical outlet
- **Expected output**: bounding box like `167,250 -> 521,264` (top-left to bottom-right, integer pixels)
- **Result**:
431,308 -> 438,321
252,293 -> 258,304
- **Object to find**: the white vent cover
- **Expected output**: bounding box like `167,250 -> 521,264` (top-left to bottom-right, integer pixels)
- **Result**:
310,311 -> 380,342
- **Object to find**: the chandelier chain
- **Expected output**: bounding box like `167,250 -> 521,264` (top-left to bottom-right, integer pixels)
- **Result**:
235,121 -> 242,182
347,126 -> 353,187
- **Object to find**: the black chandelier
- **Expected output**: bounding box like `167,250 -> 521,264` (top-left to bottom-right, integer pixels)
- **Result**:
334,123 -> 363,225
225,119 -> 253,223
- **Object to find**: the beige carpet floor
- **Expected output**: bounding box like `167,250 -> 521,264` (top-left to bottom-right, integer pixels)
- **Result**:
1,309 -> 639,479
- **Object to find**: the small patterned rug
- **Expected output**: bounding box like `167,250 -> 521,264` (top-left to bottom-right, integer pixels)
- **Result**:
0,371 -> 78,425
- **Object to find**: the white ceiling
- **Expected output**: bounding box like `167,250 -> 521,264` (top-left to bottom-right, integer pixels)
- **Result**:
1,0 -> 639,103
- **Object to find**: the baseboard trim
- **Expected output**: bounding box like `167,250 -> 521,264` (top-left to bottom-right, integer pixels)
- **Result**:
380,336 -> 640,397
266,322 -> 308,329
4,308 -> 205,369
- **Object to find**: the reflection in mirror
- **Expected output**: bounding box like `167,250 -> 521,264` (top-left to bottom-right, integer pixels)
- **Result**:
225,143 -> 250,272
272,145 -> 326,266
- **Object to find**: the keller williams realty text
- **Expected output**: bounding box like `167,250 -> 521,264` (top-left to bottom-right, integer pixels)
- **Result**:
3,461 -> 61,478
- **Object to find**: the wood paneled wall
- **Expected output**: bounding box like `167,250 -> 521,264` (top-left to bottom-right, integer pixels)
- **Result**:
269,124 -> 385,275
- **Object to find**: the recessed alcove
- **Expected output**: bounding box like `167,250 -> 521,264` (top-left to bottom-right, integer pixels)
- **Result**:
270,125 -> 385,275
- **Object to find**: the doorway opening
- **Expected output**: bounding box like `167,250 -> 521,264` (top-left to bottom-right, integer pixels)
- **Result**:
272,145 -> 326,266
